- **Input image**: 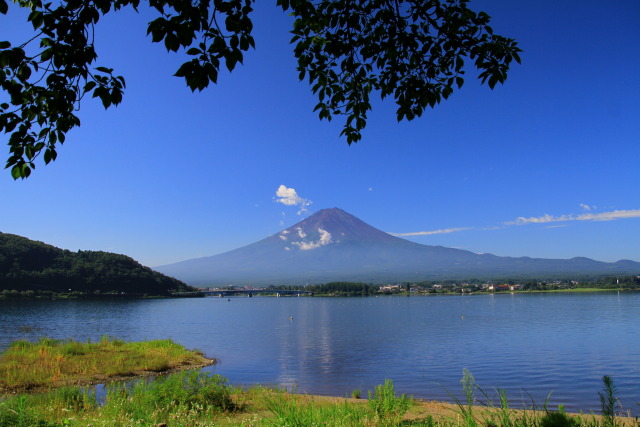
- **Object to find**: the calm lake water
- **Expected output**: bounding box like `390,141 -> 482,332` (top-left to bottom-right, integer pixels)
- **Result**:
1,292 -> 639,415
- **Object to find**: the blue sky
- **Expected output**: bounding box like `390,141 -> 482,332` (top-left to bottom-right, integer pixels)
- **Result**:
1,0 -> 639,268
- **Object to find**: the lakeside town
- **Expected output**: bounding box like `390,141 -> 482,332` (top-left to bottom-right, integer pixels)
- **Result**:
200,275 -> 640,297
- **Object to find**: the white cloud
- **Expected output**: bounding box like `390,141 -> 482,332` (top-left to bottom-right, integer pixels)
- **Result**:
577,210 -> 640,221
580,203 -> 595,211
296,227 -> 307,239
274,185 -> 312,214
279,234 -> 287,241
391,227 -> 470,237
390,208 -> 640,239
506,209 -> 640,225
291,228 -> 333,250
368,187 -> 373,192
506,214 -> 570,225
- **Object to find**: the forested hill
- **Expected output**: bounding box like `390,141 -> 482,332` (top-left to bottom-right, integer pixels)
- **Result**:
0,232 -> 192,295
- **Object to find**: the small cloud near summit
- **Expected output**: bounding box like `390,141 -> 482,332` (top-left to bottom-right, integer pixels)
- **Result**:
275,185 -> 312,215
291,228 -> 333,250
296,227 -> 307,239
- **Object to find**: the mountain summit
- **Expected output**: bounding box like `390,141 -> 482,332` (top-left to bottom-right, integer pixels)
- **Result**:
155,208 -> 640,285
275,207 -> 407,250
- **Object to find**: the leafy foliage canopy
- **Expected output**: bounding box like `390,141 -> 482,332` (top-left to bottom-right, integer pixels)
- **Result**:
1,0 -> 520,178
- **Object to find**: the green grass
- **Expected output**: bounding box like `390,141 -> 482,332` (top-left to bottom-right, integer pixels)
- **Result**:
2,374 -> 636,427
0,370 -> 237,427
0,336 -> 214,393
1,344 -> 637,427
265,392 -> 370,426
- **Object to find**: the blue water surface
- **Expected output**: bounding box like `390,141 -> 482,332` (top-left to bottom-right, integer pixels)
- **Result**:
1,292 -> 638,415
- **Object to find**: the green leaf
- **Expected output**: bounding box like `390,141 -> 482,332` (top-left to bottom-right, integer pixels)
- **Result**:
44,148 -> 57,164
239,35 -> 249,51
84,81 -> 97,92
28,10 -> 43,29
8,48 -> 26,69
225,55 -> 237,72
0,51 -> 9,67
21,163 -> 31,178
211,36 -> 226,54
40,48 -> 53,61
147,18 -> 166,43
11,165 -> 22,180
164,33 -> 179,52
17,65 -> 32,81
174,61 -> 193,78
110,88 -> 122,105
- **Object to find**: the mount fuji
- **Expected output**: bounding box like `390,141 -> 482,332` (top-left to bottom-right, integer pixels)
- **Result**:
155,208 -> 640,285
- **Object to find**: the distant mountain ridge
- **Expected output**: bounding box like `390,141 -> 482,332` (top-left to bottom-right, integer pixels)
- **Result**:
155,208 -> 640,285
0,232 -> 192,295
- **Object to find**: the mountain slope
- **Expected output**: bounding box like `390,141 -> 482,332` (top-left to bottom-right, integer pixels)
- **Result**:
0,232 -> 192,295
155,208 -> 640,285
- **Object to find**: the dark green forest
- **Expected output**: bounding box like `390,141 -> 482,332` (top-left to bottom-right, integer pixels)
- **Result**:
270,282 -> 377,296
0,232 -> 193,296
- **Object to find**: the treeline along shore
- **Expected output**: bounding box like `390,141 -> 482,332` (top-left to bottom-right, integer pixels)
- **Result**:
258,277 -> 640,296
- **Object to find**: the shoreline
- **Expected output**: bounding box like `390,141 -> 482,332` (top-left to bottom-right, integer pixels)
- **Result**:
1,287 -> 638,300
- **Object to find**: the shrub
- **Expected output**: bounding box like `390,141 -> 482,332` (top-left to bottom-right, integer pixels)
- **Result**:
367,379 -> 412,420
540,406 -> 579,427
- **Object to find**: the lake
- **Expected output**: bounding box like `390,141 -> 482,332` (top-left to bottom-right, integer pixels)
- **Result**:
1,292 -> 638,415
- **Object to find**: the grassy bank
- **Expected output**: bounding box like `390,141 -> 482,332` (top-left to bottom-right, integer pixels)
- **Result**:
1,373 -> 638,427
1,339 -> 637,426
0,336 -> 214,393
